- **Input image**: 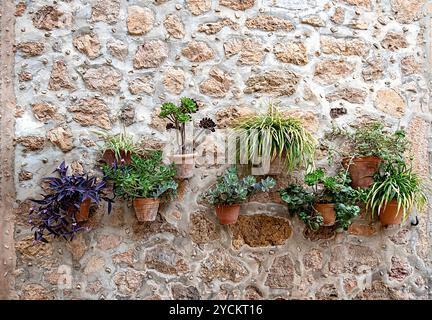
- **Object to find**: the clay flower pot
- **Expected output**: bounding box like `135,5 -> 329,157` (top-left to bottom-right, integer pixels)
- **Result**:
379,199 -> 404,226
133,198 -> 160,222
75,198 -> 91,222
169,153 -> 196,179
102,149 -> 133,167
215,204 -> 241,225
342,156 -> 381,189
314,203 -> 336,226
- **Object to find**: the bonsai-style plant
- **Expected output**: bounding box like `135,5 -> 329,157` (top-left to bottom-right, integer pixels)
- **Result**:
365,161 -> 427,226
159,97 -> 217,179
29,162 -> 113,243
103,151 -> 177,222
94,130 -> 142,166
331,121 -> 410,189
234,102 -> 316,175
202,166 -> 275,224
280,168 -> 360,231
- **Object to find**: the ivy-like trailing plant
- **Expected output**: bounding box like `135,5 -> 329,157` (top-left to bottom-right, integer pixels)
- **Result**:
366,161 -> 428,221
202,166 -> 276,206
323,121 -> 410,165
159,97 -> 217,155
103,151 -> 178,201
234,102 -> 316,172
280,168 -> 360,230
29,162 -> 113,243
94,130 -> 142,161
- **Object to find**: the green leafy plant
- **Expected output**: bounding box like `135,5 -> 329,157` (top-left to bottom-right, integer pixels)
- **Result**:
366,161 -> 428,221
202,166 -> 276,206
159,97 -> 217,155
234,102 -> 316,172
94,131 -> 142,161
280,169 -> 360,230
103,151 -> 177,201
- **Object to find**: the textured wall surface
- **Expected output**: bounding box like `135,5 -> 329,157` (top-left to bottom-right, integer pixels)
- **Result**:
6,0 -> 432,299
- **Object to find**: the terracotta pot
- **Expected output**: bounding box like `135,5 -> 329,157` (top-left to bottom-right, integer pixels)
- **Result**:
169,153 -> 196,179
75,198 -> 91,222
379,199 -> 404,226
314,203 -> 336,226
102,149 -> 133,166
342,156 -> 381,189
133,198 -> 160,222
215,204 -> 241,225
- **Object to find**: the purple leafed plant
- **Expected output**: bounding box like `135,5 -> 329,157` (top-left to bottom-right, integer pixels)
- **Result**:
29,161 -> 113,243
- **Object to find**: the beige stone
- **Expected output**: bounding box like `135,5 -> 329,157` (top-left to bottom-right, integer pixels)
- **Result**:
303,249 -> 323,271
245,15 -> 294,32
265,254 -> 294,288
320,36 -> 369,56
81,65 -> 122,95
68,97 -> 111,129
274,41 -> 308,65
113,269 -> 144,295
407,117 -> 430,179
128,75 -> 154,95
223,38 -> 243,57
17,41 -> 44,57
91,0 -> 120,24
84,255 -> 105,275
164,14 -> 185,39
48,60 -> 75,91
186,0 -> 211,15
107,39 -> 128,61
189,212 -> 219,244
401,55 -> 421,76
96,234 -> 122,251
283,110 -> 319,133
127,6 -> 154,35
238,38 -> 265,65
326,87 -> 368,104
244,70 -> 300,96
374,89 -> 405,117
215,106 -> 255,128
73,32 -> 101,59
331,7 -> 345,24
31,103 -> 61,122
134,40 -> 169,68
391,0 -> 424,24
163,67 -> 185,94
199,67 -> 232,97
200,249 -> 248,283
381,32 -> 408,51
220,0 -> 255,10
182,41 -> 214,62
32,6 -> 69,30
144,245 -> 189,275
17,136 -> 46,152
301,14 -> 326,27
342,0 -> 371,8
21,284 -> 50,300
350,19 -> 368,30
362,58 -> 384,81
314,59 -> 355,84
198,19 -> 239,34
47,126 -> 74,152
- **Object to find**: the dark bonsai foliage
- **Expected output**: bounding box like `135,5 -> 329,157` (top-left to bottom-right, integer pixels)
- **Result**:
29,162 -> 113,243
199,117 -> 216,132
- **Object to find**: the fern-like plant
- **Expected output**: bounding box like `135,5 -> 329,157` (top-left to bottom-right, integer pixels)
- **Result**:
234,102 -> 316,172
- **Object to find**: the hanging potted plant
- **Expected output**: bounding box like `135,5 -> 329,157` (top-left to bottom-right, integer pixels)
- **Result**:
233,102 -> 316,175
365,161 -> 427,226
280,168 -> 360,231
158,97 -> 217,179
29,162 -> 113,243
103,150 -> 177,222
341,122 -> 409,189
94,131 -> 142,167
202,166 -> 275,224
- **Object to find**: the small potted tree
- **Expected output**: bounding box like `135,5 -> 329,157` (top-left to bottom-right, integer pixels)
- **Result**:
366,161 -> 427,226
202,166 -> 275,224
29,162 -> 113,242
234,102 -> 316,175
280,169 -> 360,231
159,97 -> 217,179
103,150 -> 177,222
341,122 -> 409,188
94,131 -> 142,166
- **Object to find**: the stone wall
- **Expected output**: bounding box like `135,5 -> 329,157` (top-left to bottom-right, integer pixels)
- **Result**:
5,0 -> 432,299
